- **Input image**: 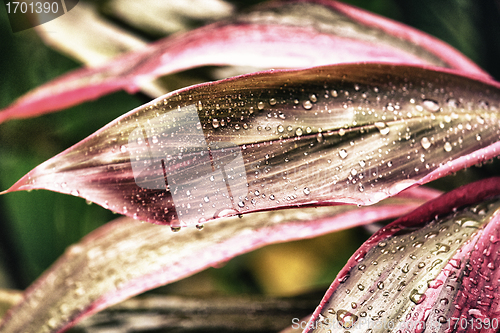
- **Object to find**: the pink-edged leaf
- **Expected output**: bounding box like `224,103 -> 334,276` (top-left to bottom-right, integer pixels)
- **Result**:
0,194 -> 431,333
305,177 -> 500,333
0,0 -> 490,123
2,64 -> 500,227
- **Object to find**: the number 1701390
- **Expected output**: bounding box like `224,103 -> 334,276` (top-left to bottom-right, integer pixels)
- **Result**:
5,1 -> 59,14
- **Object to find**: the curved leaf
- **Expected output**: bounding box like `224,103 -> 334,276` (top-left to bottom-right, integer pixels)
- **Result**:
305,177 -> 500,332
2,64 -> 500,227
0,0 -> 490,123
0,195 -> 430,333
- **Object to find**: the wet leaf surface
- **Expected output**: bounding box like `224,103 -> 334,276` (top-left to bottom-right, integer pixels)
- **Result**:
306,177 -> 500,332
3,64 -> 500,227
0,196 -> 428,333
0,0 -> 489,124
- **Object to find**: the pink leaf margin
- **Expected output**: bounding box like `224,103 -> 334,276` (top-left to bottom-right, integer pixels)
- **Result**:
0,0 -> 491,124
306,177 -> 500,332
0,187 -> 439,332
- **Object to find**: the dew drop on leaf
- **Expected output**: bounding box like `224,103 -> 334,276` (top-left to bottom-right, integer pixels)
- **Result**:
443,142 -> 452,152
303,100 -> 313,110
375,122 -> 390,135
420,137 -> 431,150
336,309 -> 358,329
339,149 -> 348,159
422,99 -> 440,112
409,289 -> 426,304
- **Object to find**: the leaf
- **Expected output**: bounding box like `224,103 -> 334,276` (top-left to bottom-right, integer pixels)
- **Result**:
305,177 -> 500,332
0,196 -> 429,333
2,64 -> 500,227
0,0 -> 490,124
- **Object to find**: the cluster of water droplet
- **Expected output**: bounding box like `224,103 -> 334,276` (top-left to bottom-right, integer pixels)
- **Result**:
313,198 -> 500,332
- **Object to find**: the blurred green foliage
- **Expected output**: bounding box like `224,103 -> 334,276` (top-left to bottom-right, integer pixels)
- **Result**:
0,0 -> 499,297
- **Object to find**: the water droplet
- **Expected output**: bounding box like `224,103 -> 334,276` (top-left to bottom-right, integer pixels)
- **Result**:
402,263 -> 410,273
358,284 -> 365,290
238,201 -> 245,208
295,128 -> 303,136
444,142 -> 452,152
336,310 -> 358,329
420,137 -> 431,150
277,125 -> 284,133
303,100 -> 313,110
171,226 -> 181,232
269,98 -> 277,106
196,224 -> 204,230
120,145 -> 127,153
186,190 -> 191,196
309,93 -> 318,103
409,289 -> 426,304
375,122 -> 390,135
303,187 -> 311,195
422,99 -> 440,112
339,128 -> 346,136
431,243 -> 450,255
448,258 -> 461,269
212,118 -> 220,128
339,149 -> 348,159
203,196 -> 210,203
430,259 -> 443,270
418,262 -> 426,269
257,101 -> 265,110
377,281 -> 384,289
269,194 -> 275,200
446,98 -> 460,108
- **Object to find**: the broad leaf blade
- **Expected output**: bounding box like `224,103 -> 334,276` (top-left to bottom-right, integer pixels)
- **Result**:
3,64 -> 500,227
0,197 -> 427,333
0,0 -> 490,123
306,177 -> 500,332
